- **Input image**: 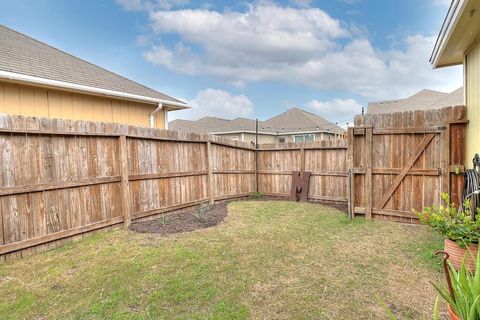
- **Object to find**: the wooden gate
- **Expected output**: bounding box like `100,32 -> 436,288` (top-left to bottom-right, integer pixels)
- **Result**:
348,106 -> 467,223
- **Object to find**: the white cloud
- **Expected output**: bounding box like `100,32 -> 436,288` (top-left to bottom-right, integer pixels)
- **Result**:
135,34 -> 151,46
169,88 -> 254,121
140,3 -> 461,101
306,98 -> 363,124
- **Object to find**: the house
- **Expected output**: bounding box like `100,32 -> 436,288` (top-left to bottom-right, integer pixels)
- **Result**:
430,0 -> 480,166
170,108 -> 345,144
0,25 -> 188,128
367,87 -> 463,114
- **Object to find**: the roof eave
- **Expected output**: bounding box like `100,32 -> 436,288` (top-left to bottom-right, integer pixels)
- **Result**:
0,70 -> 190,110
430,0 -> 468,68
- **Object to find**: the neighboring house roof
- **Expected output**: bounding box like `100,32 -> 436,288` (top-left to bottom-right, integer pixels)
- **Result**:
169,117 -> 272,134
367,88 -> 464,114
431,87 -> 464,108
430,0 -> 480,68
266,108 -> 344,134
0,24 -> 187,108
170,108 -> 345,135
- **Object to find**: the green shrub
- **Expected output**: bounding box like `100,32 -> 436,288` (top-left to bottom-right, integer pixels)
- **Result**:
158,215 -> 169,226
249,191 -> 264,199
416,193 -> 480,247
192,203 -> 210,223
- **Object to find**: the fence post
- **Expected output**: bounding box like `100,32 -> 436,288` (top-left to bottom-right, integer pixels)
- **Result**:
255,122 -> 259,194
300,147 -> 305,173
206,141 -> 215,205
441,123 -> 450,196
119,135 -> 131,229
365,127 -> 373,220
347,128 -> 355,219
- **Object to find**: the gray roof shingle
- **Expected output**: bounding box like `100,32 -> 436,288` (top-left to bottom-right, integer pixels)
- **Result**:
367,88 -> 463,114
265,108 -> 344,134
0,24 -> 183,104
170,108 -> 345,134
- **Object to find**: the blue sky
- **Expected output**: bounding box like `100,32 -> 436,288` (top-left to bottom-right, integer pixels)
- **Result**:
0,0 -> 462,125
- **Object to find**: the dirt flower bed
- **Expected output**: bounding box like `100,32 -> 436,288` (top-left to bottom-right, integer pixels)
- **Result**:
129,202 -> 228,235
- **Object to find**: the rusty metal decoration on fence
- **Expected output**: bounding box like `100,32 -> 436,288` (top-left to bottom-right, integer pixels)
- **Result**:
290,171 -> 311,202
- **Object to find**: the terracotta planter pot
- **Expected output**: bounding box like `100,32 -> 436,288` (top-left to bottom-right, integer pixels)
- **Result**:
447,304 -> 460,320
444,238 -> 478,271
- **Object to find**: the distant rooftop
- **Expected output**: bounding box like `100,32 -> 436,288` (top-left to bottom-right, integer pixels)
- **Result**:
367,87 -> 464,114
170,108 -> 345,135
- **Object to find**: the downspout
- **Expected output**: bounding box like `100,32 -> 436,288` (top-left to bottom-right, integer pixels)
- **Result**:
149,103 -> 163,128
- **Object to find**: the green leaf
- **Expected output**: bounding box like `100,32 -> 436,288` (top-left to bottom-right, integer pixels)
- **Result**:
433,296 -> 439,320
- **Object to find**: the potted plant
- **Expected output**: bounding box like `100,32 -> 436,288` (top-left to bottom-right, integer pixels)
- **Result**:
433,250 -> 480,320
417,193 -> 480,270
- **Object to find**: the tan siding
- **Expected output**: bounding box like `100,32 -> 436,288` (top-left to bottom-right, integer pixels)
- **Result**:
466,41 -> 480,166
34,88 -> 49,117
0,81 -> 165,129
19,86 -> 35,116
3,84 -> 20,114
0,82 -> 3,110
242,133 -> 276,144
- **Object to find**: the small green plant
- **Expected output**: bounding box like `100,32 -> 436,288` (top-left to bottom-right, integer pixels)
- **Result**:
192,203 -> 210,223
416,193 -> 480,247
455,165 -> 461,175
249,191 -> 264,199
157,215 -> 170,226
433,249 -> 480,320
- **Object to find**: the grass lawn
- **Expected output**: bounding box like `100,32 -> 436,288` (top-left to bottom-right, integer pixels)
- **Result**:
0,201 -> 444,319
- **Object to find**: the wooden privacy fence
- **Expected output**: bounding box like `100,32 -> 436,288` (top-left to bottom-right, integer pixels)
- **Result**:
0,115 -> 255,260
257,140 -> 349,203
349,105 -> 467,223
0,105 -> 468,259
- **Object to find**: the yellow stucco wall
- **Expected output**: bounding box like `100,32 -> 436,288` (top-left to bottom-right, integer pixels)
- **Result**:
0,81 -> 165,128
466,41 -> 480,166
